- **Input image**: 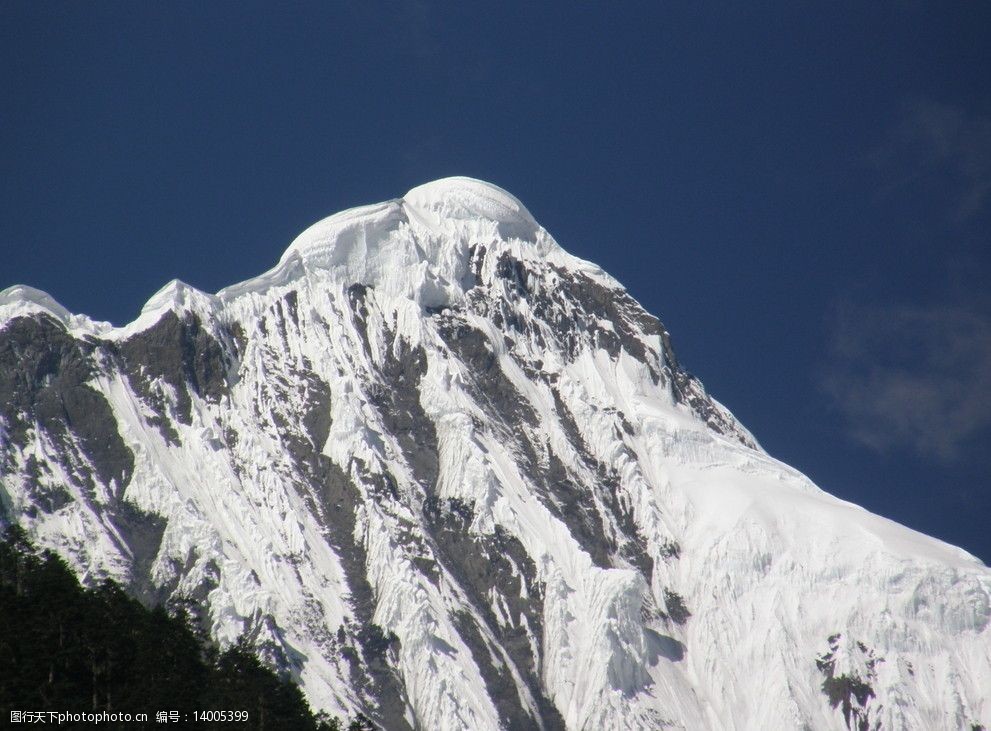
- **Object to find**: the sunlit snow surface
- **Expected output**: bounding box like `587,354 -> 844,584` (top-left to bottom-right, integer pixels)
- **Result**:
1,177 -> 989,729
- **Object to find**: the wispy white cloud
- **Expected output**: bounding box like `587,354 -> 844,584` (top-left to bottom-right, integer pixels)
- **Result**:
871,99 -> 991,222
821,302 -> 991,460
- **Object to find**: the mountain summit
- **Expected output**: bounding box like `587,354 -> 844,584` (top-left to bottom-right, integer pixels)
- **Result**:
1,178 -> 988,730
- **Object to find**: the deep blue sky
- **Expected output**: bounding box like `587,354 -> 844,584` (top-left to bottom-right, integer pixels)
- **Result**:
3,2 -> 990,562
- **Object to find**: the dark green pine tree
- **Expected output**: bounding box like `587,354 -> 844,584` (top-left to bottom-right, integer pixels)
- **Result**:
348,712 -> 377,731
0,524 -> 369,730
208,639 -> 320,730
0,525 -> 93,710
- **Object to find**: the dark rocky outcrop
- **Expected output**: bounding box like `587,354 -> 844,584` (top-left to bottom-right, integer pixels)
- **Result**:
0,315 -> 133,495
815,634 -> 881,731
117,311 -> 234,440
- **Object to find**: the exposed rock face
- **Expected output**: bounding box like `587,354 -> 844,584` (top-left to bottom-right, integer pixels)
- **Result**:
1,178 -> 989,730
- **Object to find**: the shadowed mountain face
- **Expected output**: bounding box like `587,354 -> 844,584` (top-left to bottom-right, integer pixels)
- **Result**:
1,178 -> 989,730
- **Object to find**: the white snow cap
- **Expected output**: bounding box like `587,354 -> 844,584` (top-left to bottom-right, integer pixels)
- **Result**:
0,285 -> 72,324
403,176 -> 539,240
256,176 -> 556,309
280,177 -> 540,267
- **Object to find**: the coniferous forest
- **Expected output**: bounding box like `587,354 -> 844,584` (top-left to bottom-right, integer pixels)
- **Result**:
0,525 -> 374,730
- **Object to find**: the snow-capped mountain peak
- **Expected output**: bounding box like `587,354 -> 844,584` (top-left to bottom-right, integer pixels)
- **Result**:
1,178 -> 988,730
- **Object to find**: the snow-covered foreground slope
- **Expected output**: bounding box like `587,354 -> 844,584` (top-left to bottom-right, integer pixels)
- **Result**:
1,177 -> 989,730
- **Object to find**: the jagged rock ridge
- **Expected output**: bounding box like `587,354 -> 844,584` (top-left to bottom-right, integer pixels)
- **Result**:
1,177 -> 989,730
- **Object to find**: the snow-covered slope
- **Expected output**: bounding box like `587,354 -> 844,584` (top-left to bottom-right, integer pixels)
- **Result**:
1,177 -> 988,730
